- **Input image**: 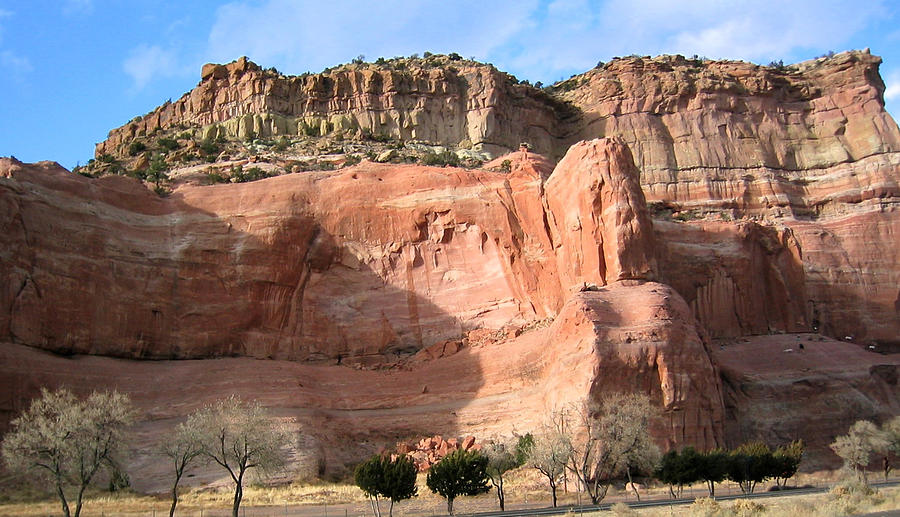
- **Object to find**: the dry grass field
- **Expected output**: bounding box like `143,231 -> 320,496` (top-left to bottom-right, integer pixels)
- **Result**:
1,469 -> 898,516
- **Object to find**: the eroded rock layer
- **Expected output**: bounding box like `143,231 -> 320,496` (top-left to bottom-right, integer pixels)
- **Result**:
558,51 -> 900,345
97,56 -> 568,159
1,139 -> 652,361
0,280 -> 724,489
2,49 -> 899,474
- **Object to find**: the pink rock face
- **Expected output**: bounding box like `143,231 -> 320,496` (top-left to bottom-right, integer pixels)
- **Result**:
655,221 -> 809,338
545,139 -> 656,287
538,282 -> 724,451
557,51 -> 900,345
1,138 -> 655,361
3,50 -> 900,477
0,280 -> 725,487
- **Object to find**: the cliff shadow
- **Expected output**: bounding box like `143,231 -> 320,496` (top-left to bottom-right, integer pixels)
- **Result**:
0,167 -> 489,482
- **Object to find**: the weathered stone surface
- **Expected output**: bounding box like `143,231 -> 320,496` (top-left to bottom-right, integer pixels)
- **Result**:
97,57 -> 566,159
3,49 -> 900,479
0,280 -> 725,489
2,138 -> 655,361
655,221 -> 809,338
555,51 -> 900,345
545,139 -> 656,287
712,333 -> 900,468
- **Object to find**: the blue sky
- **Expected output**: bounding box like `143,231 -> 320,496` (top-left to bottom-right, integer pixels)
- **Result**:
2,0 -> 900,169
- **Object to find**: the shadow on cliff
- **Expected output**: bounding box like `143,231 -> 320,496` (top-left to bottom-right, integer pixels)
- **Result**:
0,167 -> 487,478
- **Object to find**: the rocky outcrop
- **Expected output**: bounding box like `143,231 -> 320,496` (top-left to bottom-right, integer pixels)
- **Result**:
545,139 -> 656,287
557,51 -> 900,345
1,139 -> 656,361
91,50 -> 900,345
4,49 -> 900,477
655,221 -> 809,338
97,56 -> 567,159
396,434 -> 482,471
0,280 -> 725,489
712,334 -> 900,469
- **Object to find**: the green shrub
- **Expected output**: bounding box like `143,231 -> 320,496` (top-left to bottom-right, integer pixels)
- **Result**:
230,165 -> 273,183
354,454 -> 417,517
128,142 -> 147,156
422,150 -> 460,167
157,137 -> 179,151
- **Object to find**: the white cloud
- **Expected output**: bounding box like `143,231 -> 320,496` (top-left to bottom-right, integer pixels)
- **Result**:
123,44 -> 178,91
2,50 -> 31,72
63,0 -> 93,15
0,8 -> 11,43
206,0 -> 537,73
885,71 -> 900,101
0,9 -> 31,80
201,0 -> 889,86
502,0 -> 888,82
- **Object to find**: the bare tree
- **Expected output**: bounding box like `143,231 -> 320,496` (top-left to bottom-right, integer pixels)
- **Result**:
484,440 -> 519,511
526,419 -> 572,507
188,397 -> 291,517
567,393 -> 659,504
162,419 -> 204,517
830,420 -> 889,484
1,388 -> 134,517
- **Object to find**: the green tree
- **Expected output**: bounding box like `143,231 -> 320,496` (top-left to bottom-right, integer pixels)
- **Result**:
162,419 -> 204,517
697,449 -> 730,497
772,440 -> 804,488
426,449 -> 490,515
146,153 -> 169,193
354,454 -> 417,517
188,397 -> 291,517
655,447 -> 701,498
1,388 -> 134,517
484,441 -> 518,511
514,434 -> 533,466
727,441 -> 777,493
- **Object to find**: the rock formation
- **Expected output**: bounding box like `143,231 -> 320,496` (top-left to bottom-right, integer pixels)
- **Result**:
96,56 -> 568,160
1,50 -> 899,484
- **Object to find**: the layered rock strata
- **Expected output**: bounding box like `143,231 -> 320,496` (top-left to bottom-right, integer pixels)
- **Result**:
94,50 -> 900,345
1,139 -> 652,361
0,279 -> 725,489
97,56 -> 567,159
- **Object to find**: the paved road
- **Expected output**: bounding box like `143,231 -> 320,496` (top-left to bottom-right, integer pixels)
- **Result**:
463,480 -> 900,517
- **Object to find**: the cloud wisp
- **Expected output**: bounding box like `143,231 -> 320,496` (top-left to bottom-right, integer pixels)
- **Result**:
0,9 -> 32,80
123,44 -> 181,92
206,0 -> 536,74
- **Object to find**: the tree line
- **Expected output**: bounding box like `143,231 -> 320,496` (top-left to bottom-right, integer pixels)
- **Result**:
2,388 -> 899,517
1,389 -> 289,517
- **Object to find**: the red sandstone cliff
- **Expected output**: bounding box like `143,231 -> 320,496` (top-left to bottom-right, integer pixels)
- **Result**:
2,50 -> 899,478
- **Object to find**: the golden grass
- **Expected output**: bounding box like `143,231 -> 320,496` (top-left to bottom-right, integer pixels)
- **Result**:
2,471 -> 898,517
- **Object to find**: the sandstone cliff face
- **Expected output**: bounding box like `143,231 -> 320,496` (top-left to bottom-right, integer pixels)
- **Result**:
0,280 -> 725,488
4,49 -> 900,474
92,50 -> 900,345
1,139 -> 653,361
97,56 -> 566,159
558,51 -> 900,345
